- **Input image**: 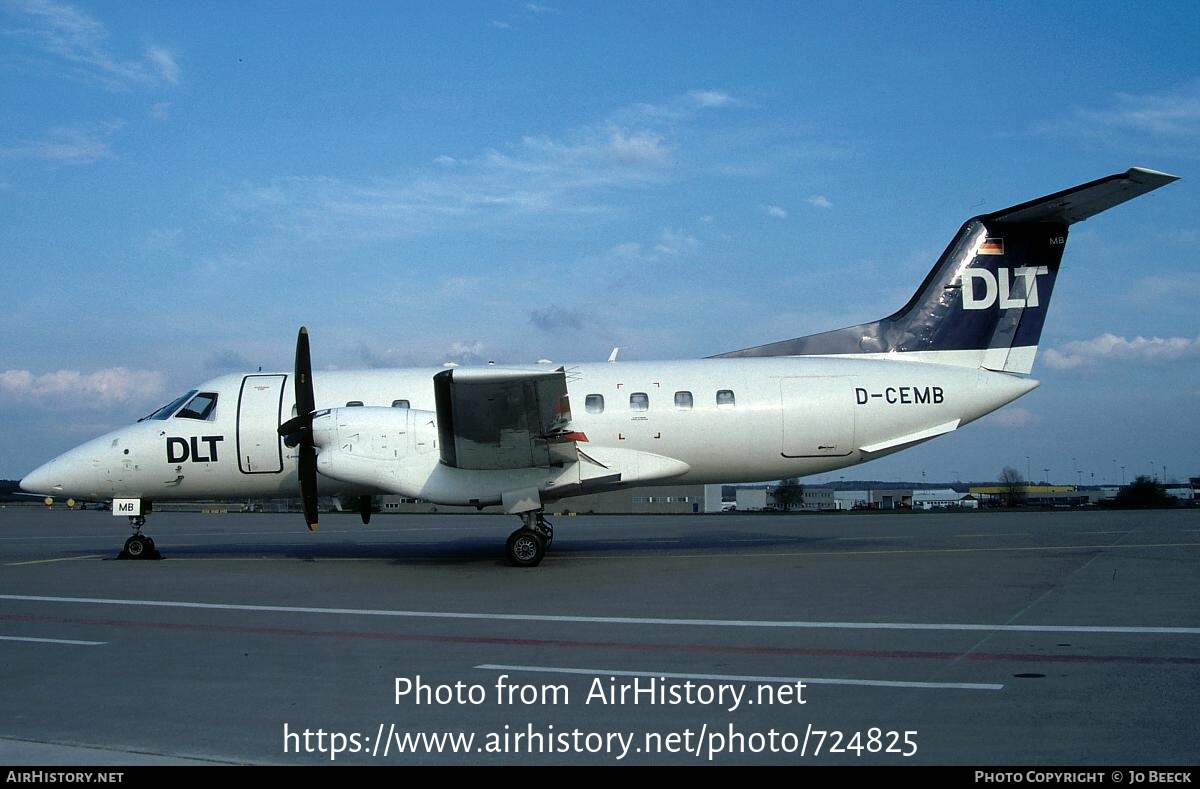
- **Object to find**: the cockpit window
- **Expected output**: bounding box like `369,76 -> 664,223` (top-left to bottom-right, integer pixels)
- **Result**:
139,390 -> 197,422
176,392 -> 219,421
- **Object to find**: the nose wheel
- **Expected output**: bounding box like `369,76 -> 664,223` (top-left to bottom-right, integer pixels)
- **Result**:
119,515 -> 161,560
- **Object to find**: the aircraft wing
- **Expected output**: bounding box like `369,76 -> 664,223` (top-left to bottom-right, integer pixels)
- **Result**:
433,366 -> 577,470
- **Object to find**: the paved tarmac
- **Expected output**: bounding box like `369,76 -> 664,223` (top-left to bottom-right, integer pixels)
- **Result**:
1,505 -> 1197,765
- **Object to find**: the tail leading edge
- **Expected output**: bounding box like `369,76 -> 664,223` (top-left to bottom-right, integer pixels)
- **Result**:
714,168 -> 1179,374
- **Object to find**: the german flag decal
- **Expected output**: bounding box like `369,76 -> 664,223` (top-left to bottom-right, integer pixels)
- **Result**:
979,237 -> 1004,255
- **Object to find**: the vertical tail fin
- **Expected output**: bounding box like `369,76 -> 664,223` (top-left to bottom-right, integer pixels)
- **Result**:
714,168 -> 1179,374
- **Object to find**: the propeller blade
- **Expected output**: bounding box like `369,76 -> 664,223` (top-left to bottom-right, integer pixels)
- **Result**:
299,444 -> 319,531
292,326 -> 319,531
296,326 -> 315,418
359,495 -> 372,525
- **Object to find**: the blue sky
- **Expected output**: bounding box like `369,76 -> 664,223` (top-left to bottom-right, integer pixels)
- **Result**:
1,0 -> 1197,486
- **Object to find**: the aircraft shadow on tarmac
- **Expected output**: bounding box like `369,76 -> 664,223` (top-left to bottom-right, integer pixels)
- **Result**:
95,528 -> 836,566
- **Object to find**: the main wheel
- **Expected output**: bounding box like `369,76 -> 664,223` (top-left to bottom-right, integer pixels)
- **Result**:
505,529 -> 546,568
123,535 -> 149,559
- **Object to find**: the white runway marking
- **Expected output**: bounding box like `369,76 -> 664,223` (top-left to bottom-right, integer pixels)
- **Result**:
834,536 -> 911,541
3,594 -> 1198,634
477,663 -> 1004,691
0,635 -> 105,646
5,555 -> 104,566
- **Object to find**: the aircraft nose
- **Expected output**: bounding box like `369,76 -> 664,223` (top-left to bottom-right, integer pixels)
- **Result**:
20,459 -> 62,495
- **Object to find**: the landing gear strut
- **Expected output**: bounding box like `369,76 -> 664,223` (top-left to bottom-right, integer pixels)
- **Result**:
505,511 -> 553,567
119,514 -> 161,560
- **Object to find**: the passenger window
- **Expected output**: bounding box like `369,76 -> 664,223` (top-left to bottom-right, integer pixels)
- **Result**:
392,399 -> 410,409
585,394 -> 604,414
674,391 -> 693,409
346,400 -> 364,407
630,392 -> 649,411
716,389 -> 736,408
176,392 -> 218,421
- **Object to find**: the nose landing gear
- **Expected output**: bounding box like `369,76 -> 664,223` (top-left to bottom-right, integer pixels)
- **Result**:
119,514 -> 161,560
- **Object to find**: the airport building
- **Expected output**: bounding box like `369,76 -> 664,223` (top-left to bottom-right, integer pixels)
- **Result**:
913,489 -> 978,509
732,485 -> 837,511
969,485 -> 1098,507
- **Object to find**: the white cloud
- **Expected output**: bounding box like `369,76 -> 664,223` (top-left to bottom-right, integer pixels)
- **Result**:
220,89 -> 776,244
490,19 -> 512,29
621,89 -> 743,124
6,0 -> 179,90
603,130 -> 672,167
227,116 -> 684,241
517,128 -> 673,170
805,195 -> 832,209
0,122 -> 122,164
1042,334 -> 1200,370
0,367 -> 166,406
605,228 -> 699,263
765,205 -> 788,219
1034,81 -> 1200,148
447,341 -> 484,361
150,101 -> 172,121
1079,81 -> 1200,139
145,45 -> 179,84
689,90 -> 734,108
608,241 -> 643,259
653,228 -> 698,256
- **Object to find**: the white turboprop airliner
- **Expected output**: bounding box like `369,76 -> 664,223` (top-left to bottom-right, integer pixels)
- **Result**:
20,168 -> 1179,566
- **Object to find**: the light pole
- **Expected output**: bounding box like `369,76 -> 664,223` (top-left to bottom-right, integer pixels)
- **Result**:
1026,455 -> 1031,483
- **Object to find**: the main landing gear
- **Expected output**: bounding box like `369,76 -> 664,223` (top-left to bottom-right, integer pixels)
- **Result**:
119,514 -> 162,560
505,511 -> 554,568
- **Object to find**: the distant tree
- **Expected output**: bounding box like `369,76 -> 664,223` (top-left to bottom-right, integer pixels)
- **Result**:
999,466 -> 1025,507
773,479 -> 805,511
1111,476 -> 1174,508
0,480 -> 24,503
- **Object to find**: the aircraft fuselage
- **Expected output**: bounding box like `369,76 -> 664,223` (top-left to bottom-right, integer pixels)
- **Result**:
22,355 -> 1036,505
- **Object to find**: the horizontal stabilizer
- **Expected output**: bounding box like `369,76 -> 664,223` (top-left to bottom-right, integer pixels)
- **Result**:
985,168 -> 1179,225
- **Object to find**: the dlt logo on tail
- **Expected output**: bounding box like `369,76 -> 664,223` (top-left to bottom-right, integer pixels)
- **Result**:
961,266 -> 1050,310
